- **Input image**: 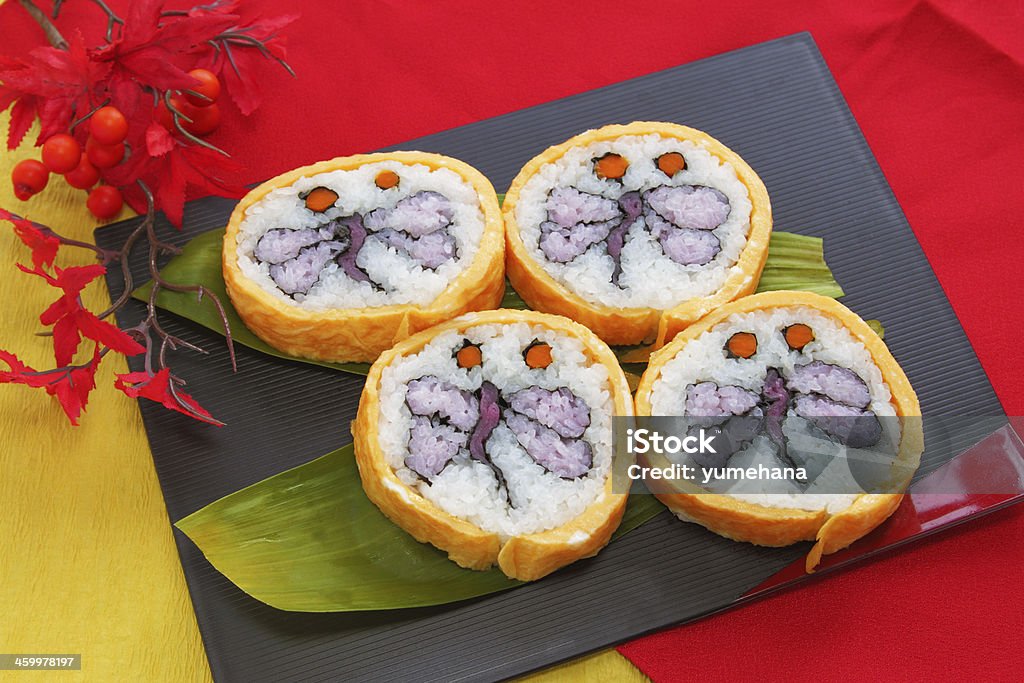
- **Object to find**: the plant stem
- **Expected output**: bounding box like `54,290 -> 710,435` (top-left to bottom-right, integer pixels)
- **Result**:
18,0 -> 67,49
89,0 -> 124,42
136,181 -> 237,372
20,347 -> 111,381
69,99 -> 112,133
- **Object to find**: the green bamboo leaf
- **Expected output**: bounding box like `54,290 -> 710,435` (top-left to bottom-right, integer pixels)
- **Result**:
176,443 -> 665,611
132,229 -> 371,376
500,282 -> 528,309
755,232 -> 845,298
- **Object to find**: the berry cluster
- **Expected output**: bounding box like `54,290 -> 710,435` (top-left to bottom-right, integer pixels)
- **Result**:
9,68 -> 224,221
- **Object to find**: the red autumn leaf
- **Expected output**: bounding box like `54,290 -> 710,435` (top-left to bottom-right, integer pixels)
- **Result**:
53,346 -> 102,425
115,368 -> 221,425
23,262 -> 143,365
50,263 -> 107,298
0,59 -> 41,150
108,140 -> 247,227
216,44 -> 262,116
145,121 -> 174,157
1,209 -> 60,269
52,315 -> 82,367
0,349 -> 35,380
4,98 -> 38,150
41,300 -> 144,366
0,345 -> 103,425
73,309 -> 145,356
38,292 -> 75,325
92,0 -> 238,92
0,31 -> 111,146
194,11 -> 298,115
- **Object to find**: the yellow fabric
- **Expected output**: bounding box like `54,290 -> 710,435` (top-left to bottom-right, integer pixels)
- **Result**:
0,111 -> 647,681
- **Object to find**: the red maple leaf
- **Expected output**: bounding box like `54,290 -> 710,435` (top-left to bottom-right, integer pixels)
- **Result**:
25,263 -> 144,365
92,0 -> 238,93
109,140 -> 247,226
1,208 -> 60,270
0,31 -> 110,147
194,10 -> 298,115
144,120 -> 174,157
115,368 -> 221,425
0,349 -> 37,381
0,345 -> 103,425
52,344 -> 102,424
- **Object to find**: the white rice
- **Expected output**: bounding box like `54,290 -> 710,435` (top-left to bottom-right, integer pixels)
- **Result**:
649,306 -> 900,513
235,160 -> 485,308
515,134 -> 753,309
377,322 -> 613,540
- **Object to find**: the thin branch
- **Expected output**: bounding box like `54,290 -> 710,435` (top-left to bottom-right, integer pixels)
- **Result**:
90,0 -> 124,42
216,32 -> 296,77
160,0 -> 232,17
18,0 -> 67,49
7,213 -> 121,265
123,322 -> 157,376
20,347 -> 111,381
94,216 -> 147,320
164,91 -> 229,157
137,180 -> 237,372
36,225 -> 120,265
167,380 -> 225,426
69,98 -> 112,133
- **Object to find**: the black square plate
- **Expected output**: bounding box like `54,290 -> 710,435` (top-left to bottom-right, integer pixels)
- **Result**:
95,33 -> 1007,682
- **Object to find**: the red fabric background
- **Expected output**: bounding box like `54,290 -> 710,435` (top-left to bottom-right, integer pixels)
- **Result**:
2,1 -> 1022,680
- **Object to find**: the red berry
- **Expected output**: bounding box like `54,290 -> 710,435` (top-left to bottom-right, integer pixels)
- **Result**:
86,137 -> 125,169
86,185 -> 123,220
89,106 -> 128,145
64,153 -> 100,190
185,68 -> 221,107
41,133 -> 82,174
182,102 -> 220,136
158,95 -> 199,131
11,159 -> 49,200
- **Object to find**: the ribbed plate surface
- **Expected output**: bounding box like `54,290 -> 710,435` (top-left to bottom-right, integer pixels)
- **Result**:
96,33 -> 1005,682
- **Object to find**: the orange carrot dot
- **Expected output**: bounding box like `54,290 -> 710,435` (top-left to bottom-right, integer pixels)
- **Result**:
657,152 -> 686,176
304,187 -> 338,212
375,170 -> 400,189
524,342 -> 553,369
595,153 -> 628,180
456,344 -> 482,369
726,332 -> 757,359
784,324 -> 815,350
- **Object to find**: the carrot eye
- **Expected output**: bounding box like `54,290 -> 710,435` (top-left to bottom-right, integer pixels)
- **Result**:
524,341 -> 553,369
594,153 -> 628,180
375,170 -> 400,189
656,152 -> 686,176
784,324 -> 815,351
455,341 -> 482,369
726,332 -> 757,359
303,186 -> 338,212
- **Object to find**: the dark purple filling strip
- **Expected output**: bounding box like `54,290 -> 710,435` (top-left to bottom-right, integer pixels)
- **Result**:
334,214 -> 372,284
469,381 -> 501,464
608,191 -> 642,285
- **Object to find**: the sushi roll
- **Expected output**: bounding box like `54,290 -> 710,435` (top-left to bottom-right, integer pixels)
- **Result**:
223,152 -> 505,363
353,309 -> 634,581
634,291 -> 923,571
503,122 -> 772,347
